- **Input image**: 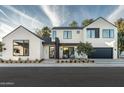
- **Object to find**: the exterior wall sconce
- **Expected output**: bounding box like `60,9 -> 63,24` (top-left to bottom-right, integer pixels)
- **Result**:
3,48 -> 6,50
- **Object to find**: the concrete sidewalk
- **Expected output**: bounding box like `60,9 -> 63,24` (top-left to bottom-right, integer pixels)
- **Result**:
0,63 -> 124,67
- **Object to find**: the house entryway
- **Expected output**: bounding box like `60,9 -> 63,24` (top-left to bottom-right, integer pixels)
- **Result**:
63,47 -> 74,59
49,46 -> 55,59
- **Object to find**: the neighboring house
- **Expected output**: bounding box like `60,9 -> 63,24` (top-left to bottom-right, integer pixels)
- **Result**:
2,17 -> 118,60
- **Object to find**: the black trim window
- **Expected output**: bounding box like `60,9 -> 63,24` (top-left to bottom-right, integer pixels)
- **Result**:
87,28 -> 99,38
63,31 -> 72,39
13,40 -> 29,56
102,29 -> 114,38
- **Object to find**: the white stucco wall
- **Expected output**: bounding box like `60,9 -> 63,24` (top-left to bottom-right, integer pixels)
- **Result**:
2,26 -> 44,60
51,29 -> 83,43
83,18 -> 118,59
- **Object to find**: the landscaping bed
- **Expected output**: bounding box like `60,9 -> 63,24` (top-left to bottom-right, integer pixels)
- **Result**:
0,58 -> 44,64
56,59 -> 95,63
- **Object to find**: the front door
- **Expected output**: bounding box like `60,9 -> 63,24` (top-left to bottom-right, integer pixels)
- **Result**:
49,46 -> 55,58
63,47 -> 74,58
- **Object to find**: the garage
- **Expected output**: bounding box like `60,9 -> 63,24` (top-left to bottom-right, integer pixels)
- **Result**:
88,48 -> 113,59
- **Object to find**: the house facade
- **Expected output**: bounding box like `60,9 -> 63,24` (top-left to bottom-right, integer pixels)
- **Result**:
2,17 -> 118,60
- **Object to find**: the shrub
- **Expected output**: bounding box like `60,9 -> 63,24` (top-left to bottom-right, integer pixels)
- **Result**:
14,61 -> 17,63
39,59 -> 44,63
70,60 -> 72,63
34,59 -> 39,63
26,58 -> 30,63
61,60 -> 64,63
74,60 -> 77,63
56,60 -> 59,63
5,61 -> 9,63
18,58 -> 22,63
65,60 -> 68,63
29,60 -> 32,63
0,59 -> 2,63
8,59 -> 12,63
90,60 -> 94,63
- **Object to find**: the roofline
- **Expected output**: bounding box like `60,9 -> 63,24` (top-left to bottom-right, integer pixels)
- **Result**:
52,27 -> 83,30
82,17 -> 117,29
52,17 -> 117,30
2,25 -> 43,40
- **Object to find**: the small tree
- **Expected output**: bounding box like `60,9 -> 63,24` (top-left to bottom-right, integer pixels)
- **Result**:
69,21 -> 78,27
118,32 -> 124,54
77,42 -> 94,58
35,26 -> 51,38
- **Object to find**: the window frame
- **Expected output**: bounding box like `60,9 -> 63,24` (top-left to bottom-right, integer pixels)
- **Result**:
52,31 -> 56,39
13,40 -> 29,56
63,31 -> 72,39
102,29 -> 114,38
87,28 -> 100,38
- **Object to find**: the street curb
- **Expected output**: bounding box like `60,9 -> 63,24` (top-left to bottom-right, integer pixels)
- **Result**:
1,63 -> 124,67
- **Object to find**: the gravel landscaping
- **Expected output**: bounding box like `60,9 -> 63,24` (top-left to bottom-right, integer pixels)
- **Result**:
0,58 -> 44,64
56,59 -> 95,64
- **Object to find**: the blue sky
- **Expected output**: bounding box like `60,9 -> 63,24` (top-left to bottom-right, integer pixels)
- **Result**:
0,5 -> 124,40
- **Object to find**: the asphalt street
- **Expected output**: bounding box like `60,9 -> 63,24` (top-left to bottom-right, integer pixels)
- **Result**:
0,67 -> 124,87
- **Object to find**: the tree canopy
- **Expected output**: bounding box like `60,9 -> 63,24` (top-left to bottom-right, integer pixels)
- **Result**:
69,21 -> 78,27
115,18 -> 124,32
115,18 -> 124,54
82,19 -> 94,27
35,26 -> 51,38
77,42 -> 94,58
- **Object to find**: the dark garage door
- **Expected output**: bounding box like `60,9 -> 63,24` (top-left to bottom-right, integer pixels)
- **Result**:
88,48 -> 113,59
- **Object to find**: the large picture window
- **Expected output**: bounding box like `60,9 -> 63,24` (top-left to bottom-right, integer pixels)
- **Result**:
102,29 -> 114,38
13,40 -> 29,56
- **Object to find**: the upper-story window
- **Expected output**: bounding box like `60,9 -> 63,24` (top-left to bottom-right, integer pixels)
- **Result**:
87,28 -> 99,38
102,29 -> 114,38
63,31 -> 72,39
52,31 -> 56,39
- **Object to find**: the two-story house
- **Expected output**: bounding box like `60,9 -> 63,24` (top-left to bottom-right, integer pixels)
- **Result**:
49,17 -> 117,59
2,17 -> 118,60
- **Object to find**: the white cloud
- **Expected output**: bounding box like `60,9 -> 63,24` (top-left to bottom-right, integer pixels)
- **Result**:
107,5 -> 124,23
0,22 -> 14,41
3,6 -> 43,29
41,5 -> 61,26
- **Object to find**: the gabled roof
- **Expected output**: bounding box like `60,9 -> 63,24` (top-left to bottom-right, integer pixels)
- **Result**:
82,17 -> 117,29
52,17 -> 117,30
2,25 -> 43,40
